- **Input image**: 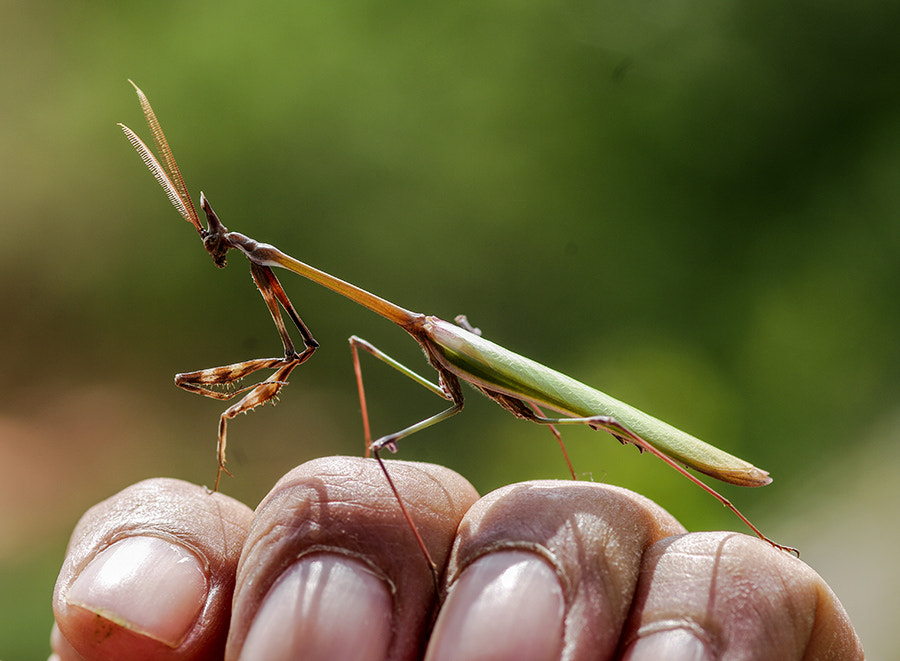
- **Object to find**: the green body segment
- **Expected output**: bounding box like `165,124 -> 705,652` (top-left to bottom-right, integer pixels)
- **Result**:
425,317 -> 770,487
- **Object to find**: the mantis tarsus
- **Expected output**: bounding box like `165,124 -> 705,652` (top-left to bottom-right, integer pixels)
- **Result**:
119,81 -> 797,576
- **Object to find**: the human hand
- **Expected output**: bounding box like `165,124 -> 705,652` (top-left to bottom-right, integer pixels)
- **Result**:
51,456 -> 863,660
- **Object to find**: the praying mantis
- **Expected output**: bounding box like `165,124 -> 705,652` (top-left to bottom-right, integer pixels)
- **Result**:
119,81 -> 797,573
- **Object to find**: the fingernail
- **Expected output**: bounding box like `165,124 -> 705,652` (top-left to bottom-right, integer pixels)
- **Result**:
66,535 -> 208,647
623,628 -> 714,661
239,554 -> 393,661
425,550 -> 565,661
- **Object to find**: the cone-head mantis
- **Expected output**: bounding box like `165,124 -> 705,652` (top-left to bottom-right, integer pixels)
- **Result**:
119,81 -> 797,574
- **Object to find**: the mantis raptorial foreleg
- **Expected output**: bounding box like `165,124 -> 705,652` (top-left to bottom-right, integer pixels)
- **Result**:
247,260 -> 318,356
174,260 -> 318,490
175,356 -> 294,400
176,358 -> 305,490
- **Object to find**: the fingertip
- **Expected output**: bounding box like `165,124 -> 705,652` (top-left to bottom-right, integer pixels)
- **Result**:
227,457 -> 479,660
624,532 -> 865,661
52,478 -> 253,660
50,622 -> 83,661
442,480 -> 685,660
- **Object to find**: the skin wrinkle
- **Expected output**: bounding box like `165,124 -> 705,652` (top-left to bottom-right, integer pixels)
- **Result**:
808,585 -> 831,656
583,497 -> 655,595
97,482 -> 244,562
778,566 -> 817,652
806,583 -> 844,661
705,537 -> 724,645
625,545 -> 711,655
195,506 -> 233,572
566,512 -> 637,656
714,538 -> 808,656
406,468 -> 465,521
71,488 -> 235,584
207,498 -> 253,557
777,560 -> 820,656
291,462 -> 451,526
339,466 -> 461,539
627,534 -> 829,658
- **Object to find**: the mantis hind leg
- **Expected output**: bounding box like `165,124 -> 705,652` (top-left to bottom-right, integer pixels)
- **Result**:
525,402 -> 577,480
520,409 -> 798,555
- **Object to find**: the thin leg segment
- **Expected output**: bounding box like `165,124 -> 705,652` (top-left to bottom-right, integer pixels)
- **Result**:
250,262 -> 319,354
349,335 -> 466,587
372,449 -> 439,593
526,402 -> 576,480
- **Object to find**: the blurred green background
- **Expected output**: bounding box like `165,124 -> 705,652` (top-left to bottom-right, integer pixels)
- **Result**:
2,0 -> 898,657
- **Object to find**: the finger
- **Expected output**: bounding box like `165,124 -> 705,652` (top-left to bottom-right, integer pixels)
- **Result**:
620,532 -> 865,660
52,478 -> 253,661
225,456 -> 479,661
425,481 -> 685,661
